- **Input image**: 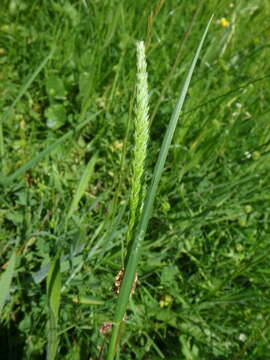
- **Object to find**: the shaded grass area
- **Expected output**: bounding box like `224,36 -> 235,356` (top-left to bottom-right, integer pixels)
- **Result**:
0,0 -> 270,359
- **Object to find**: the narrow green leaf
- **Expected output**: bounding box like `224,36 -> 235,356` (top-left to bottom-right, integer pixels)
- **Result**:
46,251 -> 61,360
47,252 -> 61,320
0,49 -> 55,127
71,296 -> 104,305
3,111 -> 101,185
0,49 -> 55,172
0,252 -> 16,316
67,153 -> 98,219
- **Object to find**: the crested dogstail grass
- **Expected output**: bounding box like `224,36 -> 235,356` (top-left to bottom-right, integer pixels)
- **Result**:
126,41 -> 150,246
106,40 -> 150,360
106,17 -> 212,359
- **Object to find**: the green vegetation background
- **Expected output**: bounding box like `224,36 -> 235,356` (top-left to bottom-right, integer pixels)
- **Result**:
0,0 -> 270,359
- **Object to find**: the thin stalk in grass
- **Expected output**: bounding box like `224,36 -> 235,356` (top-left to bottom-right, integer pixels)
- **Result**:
149,0 -> 205,125
104,94 -> 135,268
66,152 -> 98,220
106,16 -> 213,360
106,40 -> 150,359
46,250 -> 61,360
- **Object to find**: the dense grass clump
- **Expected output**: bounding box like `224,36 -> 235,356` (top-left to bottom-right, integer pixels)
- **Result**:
0,1 -> 270,359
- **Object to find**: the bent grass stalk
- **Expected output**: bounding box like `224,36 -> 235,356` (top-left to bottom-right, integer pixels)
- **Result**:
106,16 -> 213,360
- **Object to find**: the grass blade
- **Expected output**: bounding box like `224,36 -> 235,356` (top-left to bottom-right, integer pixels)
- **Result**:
0,49 -> 55,126
0,252 -> 16,316
3,111 -> 101,185
67,152 -> 98,219
0,49 -> 54,172
106,15 -> 213,360
46,251 -> 61,360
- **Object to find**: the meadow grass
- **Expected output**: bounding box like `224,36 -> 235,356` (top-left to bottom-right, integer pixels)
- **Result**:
0,0 -> 270,359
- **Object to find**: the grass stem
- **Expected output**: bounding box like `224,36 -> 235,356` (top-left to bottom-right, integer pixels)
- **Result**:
106,16 -> 213,360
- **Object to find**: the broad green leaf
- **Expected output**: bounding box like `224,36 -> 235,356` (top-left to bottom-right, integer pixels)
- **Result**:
45,104 -> 67,130
46,75 -> 67,100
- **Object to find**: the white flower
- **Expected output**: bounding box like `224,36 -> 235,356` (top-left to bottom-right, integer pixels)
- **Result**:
244,151 -> 251,159
239,333 -> 247,342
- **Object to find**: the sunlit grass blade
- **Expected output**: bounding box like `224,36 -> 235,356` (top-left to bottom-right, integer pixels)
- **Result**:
0,49 -> 54,172
0,49 -> 54,126
3,111 -> 101,185
67,152 -> 98,219
71,296 -> 104,305
46,251 -> 61,360
0,252 -> 16,316
106,15 -> 213,360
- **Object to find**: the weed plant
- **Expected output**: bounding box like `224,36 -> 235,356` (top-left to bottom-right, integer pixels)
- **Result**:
0,1 -> 270,359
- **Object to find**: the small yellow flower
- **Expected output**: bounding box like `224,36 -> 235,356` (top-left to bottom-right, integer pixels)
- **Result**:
159,294 -> 173,308
113,141 -> 123,150
219,18 -> 230,27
